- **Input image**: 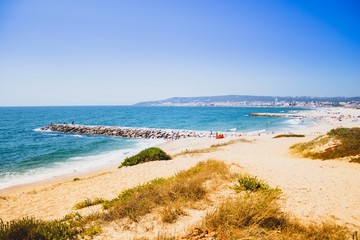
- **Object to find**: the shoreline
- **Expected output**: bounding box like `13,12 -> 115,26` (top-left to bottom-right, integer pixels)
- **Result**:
0,138 -> 165,192
0,106 -> 357,194
0,107 -> 359,231
0,108 -> 310,192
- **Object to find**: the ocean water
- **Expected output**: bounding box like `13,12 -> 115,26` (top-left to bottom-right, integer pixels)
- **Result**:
0,106 -> 310,190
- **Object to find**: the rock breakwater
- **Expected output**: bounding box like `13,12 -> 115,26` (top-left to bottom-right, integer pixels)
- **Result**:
40,124 -> 241,140
249,113 -> 308,118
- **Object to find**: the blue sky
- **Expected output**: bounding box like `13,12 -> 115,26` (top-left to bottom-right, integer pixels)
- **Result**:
0,0 -> 359,106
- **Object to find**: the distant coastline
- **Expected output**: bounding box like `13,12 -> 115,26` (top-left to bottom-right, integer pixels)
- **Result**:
135,95 -> 360,108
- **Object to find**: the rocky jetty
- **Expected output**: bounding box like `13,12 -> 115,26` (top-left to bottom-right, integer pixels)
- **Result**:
249,113 -> 308,118
40,124 -> 241,140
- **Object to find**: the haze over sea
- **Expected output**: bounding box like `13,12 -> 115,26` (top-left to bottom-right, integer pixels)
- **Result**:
0,106 -> 311,190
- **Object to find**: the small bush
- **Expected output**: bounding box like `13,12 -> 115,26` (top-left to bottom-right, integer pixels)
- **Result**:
73,178 -> 80,181
73,197 -> 105,210
119,147 -> 171,168
234,176 -> 272,192
80,225 -> 101,238
274,134 -> 305,138
160,205 -> 185,223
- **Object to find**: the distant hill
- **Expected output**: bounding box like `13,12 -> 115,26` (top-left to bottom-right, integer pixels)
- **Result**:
134,95 -> 360,106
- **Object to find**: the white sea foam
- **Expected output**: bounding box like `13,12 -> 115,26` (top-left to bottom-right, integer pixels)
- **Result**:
284,118 -> 303,125
33,127 -> 52,132
71,134 -> 85,138
0,138 -> 164,190
277,117 -> 315,133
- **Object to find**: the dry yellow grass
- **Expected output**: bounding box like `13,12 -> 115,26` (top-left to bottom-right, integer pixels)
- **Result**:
173,176 -> 349,240
102,160 -> 231,222
273,134 -> 305,138
199,193 -> 348,239
172,138 -> 251,158
73,197 -> 105,210
1,160 -> 352,239
291,127 -> 360,163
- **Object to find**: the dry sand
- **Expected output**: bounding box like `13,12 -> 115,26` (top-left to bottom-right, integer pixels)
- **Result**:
0,107 -> 360,234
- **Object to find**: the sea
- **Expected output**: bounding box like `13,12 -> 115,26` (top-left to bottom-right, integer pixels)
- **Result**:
0,106 -> 312,190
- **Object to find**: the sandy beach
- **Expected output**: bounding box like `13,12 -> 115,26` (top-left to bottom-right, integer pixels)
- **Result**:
1,107 -> 360,236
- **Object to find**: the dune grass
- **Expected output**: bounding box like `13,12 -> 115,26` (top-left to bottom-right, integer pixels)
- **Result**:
172,138 -> 251,158
73,197 -> 105,210
119,147 -> 171,168
0,160 -> 230,239
210,138 -> 251,147
291,127 -> 360,163
0,212 -> 103,240
104,160 -> 230,222
0,217 -> 78,240
183,176 -> 348,240
0,160 -> 352,239
200,193 -> 348,239
273,134 -> 305,138
160,205 -> 186,223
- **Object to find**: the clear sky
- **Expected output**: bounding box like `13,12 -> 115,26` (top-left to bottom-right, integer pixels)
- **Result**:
0,0 -> 359,106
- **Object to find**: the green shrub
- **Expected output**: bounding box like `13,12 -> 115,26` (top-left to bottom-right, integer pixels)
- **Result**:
80,225 -> 101,238
234,176 -> 271,192
119,147 -> 171,168
73,197 -> 105,210
0,217 -> 77,240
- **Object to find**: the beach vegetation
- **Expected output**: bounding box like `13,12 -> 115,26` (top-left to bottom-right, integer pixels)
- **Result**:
160,205 -> 186,223
0,217 -> 78,240
1,160 -> 352,239
104,160 -> 230,222
172,138 -> 251,158
73,197 -> 105,210
0,212 -> 104,240
210,138 -> 251,148
119,147 -> 171,168
80,225 -> 102,238
197,191 -> 348,239
176,175 -> 347,239
234,175 -> 275,193
273,134 -> 305,138
73,177 -> 80,181
291,127 -> 360,163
